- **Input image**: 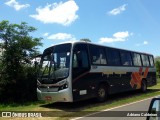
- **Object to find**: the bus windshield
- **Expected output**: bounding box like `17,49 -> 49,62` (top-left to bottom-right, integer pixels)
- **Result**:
38,43 -> 71,84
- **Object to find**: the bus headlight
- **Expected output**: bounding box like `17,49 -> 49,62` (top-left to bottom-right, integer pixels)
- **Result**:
58,81 -> 68,91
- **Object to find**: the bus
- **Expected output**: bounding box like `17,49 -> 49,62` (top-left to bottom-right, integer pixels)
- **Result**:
37,41 -> 157,102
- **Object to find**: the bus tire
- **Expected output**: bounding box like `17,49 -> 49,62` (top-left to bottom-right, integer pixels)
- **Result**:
96,85 -> 107,102
141,80 -> 147,92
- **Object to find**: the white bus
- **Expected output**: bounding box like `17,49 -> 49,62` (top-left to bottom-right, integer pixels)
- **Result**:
37,41 -> 157,102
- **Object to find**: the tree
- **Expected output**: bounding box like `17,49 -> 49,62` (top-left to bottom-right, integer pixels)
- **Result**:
80,38 -> 92,42
155,56 -> 160,77
155,56 -> 160,62
156,61 -> 160,76
0,20 -> 42,80
0,20 -> 42,102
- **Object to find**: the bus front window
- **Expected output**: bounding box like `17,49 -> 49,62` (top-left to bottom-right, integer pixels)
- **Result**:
50,51 -> 70,81
38,48 -> 52,83
38,44 -> 71,84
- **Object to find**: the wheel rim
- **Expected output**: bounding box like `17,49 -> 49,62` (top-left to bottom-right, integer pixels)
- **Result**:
98,88 -> 105,98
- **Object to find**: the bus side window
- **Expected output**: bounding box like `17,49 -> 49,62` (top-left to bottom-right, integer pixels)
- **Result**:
120,51 -> 133,66
89,45 -> 107,65
141,54 -> 150,66
106,48 -> 121,66
73,50 -> 89,68
149,55 -> 154,67
73,44 -> 89,67
132,53 -> 142,66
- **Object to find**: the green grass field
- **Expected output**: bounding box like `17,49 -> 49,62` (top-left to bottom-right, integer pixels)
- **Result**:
0,78 -> 160,120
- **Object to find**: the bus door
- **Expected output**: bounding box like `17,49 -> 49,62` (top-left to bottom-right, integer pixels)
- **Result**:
72,43 -> 91,101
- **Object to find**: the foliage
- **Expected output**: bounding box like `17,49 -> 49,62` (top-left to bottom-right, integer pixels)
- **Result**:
0,20 -> 42,102
80,38 -> 91,42
0,66 -> 38,102
156,61 -> 160,74
155,56 -> 160,77
155,56 -> 160,62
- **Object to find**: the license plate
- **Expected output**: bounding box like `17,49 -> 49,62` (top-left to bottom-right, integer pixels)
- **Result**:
45,96 -> 52,101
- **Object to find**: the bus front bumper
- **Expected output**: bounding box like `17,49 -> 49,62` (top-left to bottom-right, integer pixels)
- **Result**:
37,88 -> 73,102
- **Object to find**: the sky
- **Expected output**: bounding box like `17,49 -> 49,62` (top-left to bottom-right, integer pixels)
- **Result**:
0,0 -> 160,57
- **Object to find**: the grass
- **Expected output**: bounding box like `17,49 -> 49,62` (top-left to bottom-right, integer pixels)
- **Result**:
0,78 -> 160,120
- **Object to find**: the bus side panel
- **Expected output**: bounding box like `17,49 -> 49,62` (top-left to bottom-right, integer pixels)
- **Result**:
72,67 -> 156,102
72,72 -> 106,101
72,72 -> 133,101
146,72 -> 157,86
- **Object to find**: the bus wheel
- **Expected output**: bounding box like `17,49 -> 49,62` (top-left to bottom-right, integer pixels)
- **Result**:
141,80 -> 147,92
96,85 -> 107,102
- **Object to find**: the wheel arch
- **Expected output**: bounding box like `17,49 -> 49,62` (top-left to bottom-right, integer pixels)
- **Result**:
97,81 -> 110,94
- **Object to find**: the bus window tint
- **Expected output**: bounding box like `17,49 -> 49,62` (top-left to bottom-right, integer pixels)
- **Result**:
72,44 -> 89,80
89,45 -> 107,65
149,55 -> 154,67
120,51 -> 132,66
106,48 -> 121,66
73,44 -> 89,68
132,53 -> 142,66
141,54 -> 150,66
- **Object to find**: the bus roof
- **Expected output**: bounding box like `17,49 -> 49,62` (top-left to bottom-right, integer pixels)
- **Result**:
47,41 -> 153,56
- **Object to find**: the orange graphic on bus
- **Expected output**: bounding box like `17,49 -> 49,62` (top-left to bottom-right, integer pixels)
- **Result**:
130,67 -> 149,89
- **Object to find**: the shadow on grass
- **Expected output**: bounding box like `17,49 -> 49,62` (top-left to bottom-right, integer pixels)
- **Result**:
40,88 -> 160,111
0,100 -> 46,107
